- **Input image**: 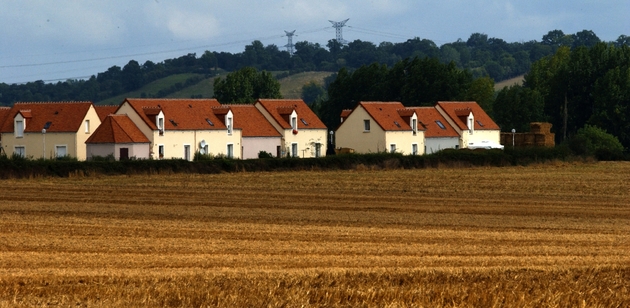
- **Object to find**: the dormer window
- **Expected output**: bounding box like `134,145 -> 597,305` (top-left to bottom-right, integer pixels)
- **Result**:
468,117 -> 474,135
157,113 -> 164,135
227,116 -> 233,135
15,120 -> 24,137
291,116 -> 297,131
412,118 -> 417,135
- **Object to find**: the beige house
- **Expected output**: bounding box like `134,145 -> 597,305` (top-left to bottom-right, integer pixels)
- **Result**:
435,101 -> 500,148
86,114 -> 151,160
115,98 -> 242,160
254,99 -> 328,158
0,102 -> 100,160
228,104 -> 282,159
335,102 -> 425,155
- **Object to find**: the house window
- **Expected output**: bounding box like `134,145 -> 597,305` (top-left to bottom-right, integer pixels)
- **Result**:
158,145 -> 164,159
364,119 -> 370,132
184,145 -> 191,161
227,116 -> 233,135
412,144 -> 418,155
291,143 -> 298,158
469,118 -> 474,135
14,146 -> 25,157
201,144 -> 209,155
84,120 -> 90,133
56,145 -> 67,158
227,144 -> 234,159
158,117 -> 164,135
435,120 -> 446,130
15,120 -> 24,137
291,116 -> 297,131
412,118 -> 417,135
390,144 -> 396,153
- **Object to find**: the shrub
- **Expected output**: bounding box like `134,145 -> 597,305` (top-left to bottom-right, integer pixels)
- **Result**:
568,125 -> 624,159
258,151 -> 273,159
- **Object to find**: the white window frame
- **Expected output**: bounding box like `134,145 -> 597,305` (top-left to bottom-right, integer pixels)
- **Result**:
14,146 -> 25,157
157,112 -> 165,136
226,143 -> 234,159
184,144 -> 191,161
412,118 -> 417,135
15,120 -> 24,138
315,143 -> 322,158
227,116 -> 233,135
158,144 -> 165,159
55,145 -> 68,158
84,120 -> 90,133
291,143 -> 298,158
412,143 -> 418,155
390,144 -> 396,153
364,119 -> 370,132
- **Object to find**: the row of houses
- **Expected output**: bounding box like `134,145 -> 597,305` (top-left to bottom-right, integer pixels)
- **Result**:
0,98 -> 501,160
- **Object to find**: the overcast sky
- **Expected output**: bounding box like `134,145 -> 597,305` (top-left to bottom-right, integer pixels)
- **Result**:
0,0 -> 627,84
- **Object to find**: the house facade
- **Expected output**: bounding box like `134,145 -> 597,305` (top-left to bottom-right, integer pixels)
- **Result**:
435,101 -> 500,149
0,102 -> 100,160
255,99 -> 327,158
412,107 -> 460,154
115,98 -> 242,160
86,114 -> 151,160
335,102 -> 425,155
228,104 -> 282,159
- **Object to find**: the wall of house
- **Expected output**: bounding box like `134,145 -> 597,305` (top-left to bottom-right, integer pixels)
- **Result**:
425,137 -> 460,154
75,106 -> 102,161
3,132 -> 77,159
384,130 -> 426,155
152,129 -> 242,160
87,143 -> 150,160
335,107 -> 387,153
461,130 -> 500,148
242,136 -> 281,159
281,128 -> 327,158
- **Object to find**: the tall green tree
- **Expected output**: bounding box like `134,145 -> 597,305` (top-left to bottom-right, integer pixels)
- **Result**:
213,67 -> 282,104
493,84 -> 545,132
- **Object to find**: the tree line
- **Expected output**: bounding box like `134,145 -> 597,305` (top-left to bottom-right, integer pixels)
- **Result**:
2,29 -> 627,106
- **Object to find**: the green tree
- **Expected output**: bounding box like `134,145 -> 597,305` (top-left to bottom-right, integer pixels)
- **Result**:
466,77 -> 495,115
493,84 -> 545,132
213,67 -> 282,104
301,81 -> 327,105
568,125 -> 624,158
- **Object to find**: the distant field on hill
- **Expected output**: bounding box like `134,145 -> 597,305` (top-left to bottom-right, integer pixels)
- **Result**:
279,71 -> 334,99
495,75 -> 525,91
0,162 -> 628,306
96,73 -> 206,105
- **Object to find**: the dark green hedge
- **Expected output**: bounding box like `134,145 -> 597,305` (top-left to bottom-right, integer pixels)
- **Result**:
0,147 -> 623,179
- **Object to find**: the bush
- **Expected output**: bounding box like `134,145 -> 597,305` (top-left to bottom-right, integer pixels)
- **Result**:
258,151 -> 273,159
568,125 -> 624,159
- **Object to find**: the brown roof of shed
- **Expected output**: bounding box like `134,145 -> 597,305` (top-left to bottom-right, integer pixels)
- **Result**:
227,104 -> 281,137
120,98 -> 227,131
0,102 -> 93,133
256,99 -> 327,130
411,107 -> 459,138
436,101 -> 500,131
86,114 -> 150,144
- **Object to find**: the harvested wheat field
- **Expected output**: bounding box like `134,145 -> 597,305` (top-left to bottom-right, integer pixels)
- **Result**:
0,161 -> 629,307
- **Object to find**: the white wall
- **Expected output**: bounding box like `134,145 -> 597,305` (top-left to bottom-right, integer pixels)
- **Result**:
242,136 -> 281,159
425,137 -> 460,154
87,143 -> 150,160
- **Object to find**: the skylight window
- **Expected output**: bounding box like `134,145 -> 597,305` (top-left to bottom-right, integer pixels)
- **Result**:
435,120 -> 446,130
300,118 -> 308,126
43,122 -> 52,130
169,119 -> 178,127
394,121 -> 401,128
476,120 -> 484,127
206,118 -> 214,126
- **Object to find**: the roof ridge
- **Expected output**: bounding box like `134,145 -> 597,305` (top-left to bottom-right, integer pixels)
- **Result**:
110,116 -> 134,142
14,101 -> 92,104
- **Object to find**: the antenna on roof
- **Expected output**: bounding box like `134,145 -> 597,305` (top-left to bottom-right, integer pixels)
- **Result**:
284,30 -> 296,56
329,18 -> 349,45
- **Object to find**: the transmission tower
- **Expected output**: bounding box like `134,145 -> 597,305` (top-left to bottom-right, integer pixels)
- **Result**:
329,19 -> 349,45
284,30 -> 296,56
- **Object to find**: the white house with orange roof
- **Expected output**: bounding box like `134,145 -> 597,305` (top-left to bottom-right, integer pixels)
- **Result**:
335,101 -> 425,155
435,101 -> 501,149
115,98 -> 242,160
412,106 -> 460,154
228,104 -> 282,159
86,114 -> 151,160
0,102 -> 100,160
254,99 -> 327,158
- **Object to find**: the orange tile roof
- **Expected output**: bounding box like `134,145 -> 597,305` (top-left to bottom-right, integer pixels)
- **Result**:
358,102 -> 420,131
436,101 -> 500,131
94,105 -> 119,122
256,99 -> 327,130
411,107 -> 460,138
0,102 -> 93,133
86,114 -> 150,144
120,98 -> 227,131
227,105 -> 282,137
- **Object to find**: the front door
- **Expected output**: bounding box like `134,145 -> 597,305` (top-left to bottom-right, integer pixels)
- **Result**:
119,148 -> 129,160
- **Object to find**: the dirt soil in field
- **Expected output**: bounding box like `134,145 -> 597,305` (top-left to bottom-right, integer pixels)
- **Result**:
0,162 -> 628,307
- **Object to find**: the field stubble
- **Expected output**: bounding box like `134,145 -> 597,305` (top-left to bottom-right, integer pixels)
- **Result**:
0,161 -> 628,307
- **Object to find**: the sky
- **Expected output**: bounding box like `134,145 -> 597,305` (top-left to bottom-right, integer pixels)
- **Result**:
0,0 -> 628,84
